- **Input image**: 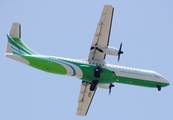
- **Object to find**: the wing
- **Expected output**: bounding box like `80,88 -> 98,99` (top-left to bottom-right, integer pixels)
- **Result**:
88,5 -> 114,60
76,81 -> 97,116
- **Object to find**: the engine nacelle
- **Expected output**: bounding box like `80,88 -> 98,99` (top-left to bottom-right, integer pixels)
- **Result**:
100,46 -> 119,56
97,84 -> 110,89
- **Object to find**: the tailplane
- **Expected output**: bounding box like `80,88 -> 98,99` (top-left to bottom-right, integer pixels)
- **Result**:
6,22 -> 37,55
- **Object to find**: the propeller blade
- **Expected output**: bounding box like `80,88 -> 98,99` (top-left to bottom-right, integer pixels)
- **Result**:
109,88 -> 111,95
96,47 -> 103,53
90,47 -> 103,53
109,83 -> 114,95
90,47 -> 95,50
118,42 -> 123,62
118,55 -> 120,62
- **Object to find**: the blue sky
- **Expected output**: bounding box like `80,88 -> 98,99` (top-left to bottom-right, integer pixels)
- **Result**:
1,0 -> 173,120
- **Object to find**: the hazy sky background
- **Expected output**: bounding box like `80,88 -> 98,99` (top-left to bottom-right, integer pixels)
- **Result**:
1,0 -> 173,120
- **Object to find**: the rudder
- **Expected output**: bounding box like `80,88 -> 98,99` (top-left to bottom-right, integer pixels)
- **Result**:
10,22 -> 21,38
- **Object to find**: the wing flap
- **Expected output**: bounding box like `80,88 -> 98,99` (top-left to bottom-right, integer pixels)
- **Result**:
76,81 -> 97,116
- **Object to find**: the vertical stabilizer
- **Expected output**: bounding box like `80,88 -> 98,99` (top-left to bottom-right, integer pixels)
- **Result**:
6,22 -> 21,53
6,22 -> 38,55
9,23 -> 21,38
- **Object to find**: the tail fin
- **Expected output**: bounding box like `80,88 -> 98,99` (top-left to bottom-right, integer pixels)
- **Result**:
6,22 -> 37,55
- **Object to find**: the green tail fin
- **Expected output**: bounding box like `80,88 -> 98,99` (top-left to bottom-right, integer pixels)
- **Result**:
6,23 -> 38,55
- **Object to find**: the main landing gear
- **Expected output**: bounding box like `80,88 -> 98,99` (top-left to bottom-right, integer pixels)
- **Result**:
90,65 -> 103,91
90,80 -> 99,91
94,65 -> 103,78
157,84 -> 161,91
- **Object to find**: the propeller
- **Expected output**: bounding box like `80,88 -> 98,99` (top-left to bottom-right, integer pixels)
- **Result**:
118,42 -> 123,61
90,47 -> 95,50
109,83 -> 114,95
90,47 -> 103,53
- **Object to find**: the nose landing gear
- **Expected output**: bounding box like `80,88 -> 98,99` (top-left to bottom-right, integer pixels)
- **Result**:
157,84 -> 161,91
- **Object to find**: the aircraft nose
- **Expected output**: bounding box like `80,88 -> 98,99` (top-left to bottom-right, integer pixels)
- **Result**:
164,78 -> 170,86
155,72 -> 170,86
160,75 -> 170,86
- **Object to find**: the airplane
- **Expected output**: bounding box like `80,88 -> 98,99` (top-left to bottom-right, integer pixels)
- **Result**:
5,5 -> 170,116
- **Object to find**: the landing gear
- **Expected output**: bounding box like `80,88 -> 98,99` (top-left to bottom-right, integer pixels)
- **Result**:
94,65 -> 103,78
90,80 -> 99,91
157,84 -> 161,91
90,65 -> 102,91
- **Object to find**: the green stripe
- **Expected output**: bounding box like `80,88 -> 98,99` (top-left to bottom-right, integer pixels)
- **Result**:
12,51 -> 22,56
57,59 -> 169,88
13,54 -> 169,88
13,38 -> 36,54
7,35 -> 32,54
21,55 -> 67,75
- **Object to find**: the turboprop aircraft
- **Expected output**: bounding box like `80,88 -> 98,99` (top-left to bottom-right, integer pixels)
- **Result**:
5,5 -> 169,116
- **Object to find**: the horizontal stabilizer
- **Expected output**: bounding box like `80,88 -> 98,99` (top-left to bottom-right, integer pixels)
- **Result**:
5,53 -> 30,65
10,23 -> 21,38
